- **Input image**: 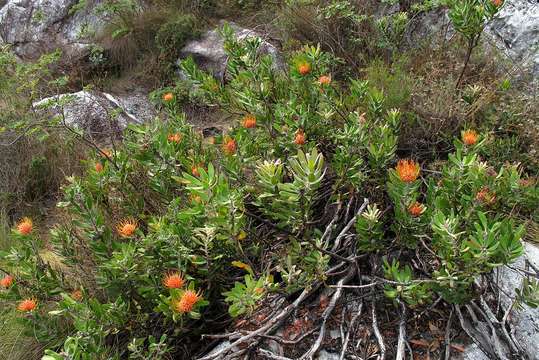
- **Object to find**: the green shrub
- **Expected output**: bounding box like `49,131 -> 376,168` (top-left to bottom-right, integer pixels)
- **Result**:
155,14 -> 200,59
0,23 -> 536,359
364,58 -> 414,109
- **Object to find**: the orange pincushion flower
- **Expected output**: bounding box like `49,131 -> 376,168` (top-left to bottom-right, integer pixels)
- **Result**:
16,217 -> 33,236
318,75 -> 331,85
462,130 -> 478,146
17,298 -> 37,312
70,290 -> 83,301
168,133 -> 182,143
491,0 -> 503,6
192,165 -> 201,177
408,202 -> 425,217
476,187 -> 496,205
254,287 -> 264,295
1,275 -> 14,288
173,290 -> 202,313
163,92 -> 174,102
95,162 -> 103,173
298,62 -> 311,76
163,272 -> 185,289
294,130 -> 306,145
242,115 -> 257,129
395,159 -> 420,183
223,138 -> 237,155
116,218 -> 138,238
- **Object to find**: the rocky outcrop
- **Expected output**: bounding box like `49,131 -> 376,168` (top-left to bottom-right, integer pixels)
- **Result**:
33,90 -> 154,138
178,21 -> 285,80
409,0 -> 539,78
487,0 -> 539,77
0,0 -> 102,59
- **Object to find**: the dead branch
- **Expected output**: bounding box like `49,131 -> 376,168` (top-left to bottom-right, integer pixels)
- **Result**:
257,348 -> 293,360
455,305 -> 499,360
395,301 -> 407,360
465,303 -> 507,359
340,301 -> 363,360
444,308 -> 453,360
299,267 -> 356,359
478,296 -> 523,356
197,286 -> 318,360
331,198 -> 369,252
371,295 -> 386,360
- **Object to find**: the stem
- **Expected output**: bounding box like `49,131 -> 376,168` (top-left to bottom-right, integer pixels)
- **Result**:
456,36 -> 476,89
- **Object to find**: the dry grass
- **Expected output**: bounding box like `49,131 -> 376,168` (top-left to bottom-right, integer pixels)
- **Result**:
0,310 -> 44,360
0,133 -> 86,222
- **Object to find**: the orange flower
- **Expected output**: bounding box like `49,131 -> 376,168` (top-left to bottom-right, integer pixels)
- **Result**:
191,165 -> 201,177
254,287 -> 264,295
462,130 -> 478,146
163,92 -> 174,102
173,290 -> 202,313
100,149 -> 112,158
223,138 -> 237,155
408,202 -> 425,217
16,217 -> 33,236
298,62 -> 311,76
294,130 -> 306,145
116,218 -> 138,238
1,275 -> 14,288
95,162 -> 103,173
395,159 -> 420,183
70,289 -> 83,301
242,115 -> 257,129
318,75 -> 331,85
17,298 -> 37,312
491,0 -> 502,6
476,187 -> 496,205
168,133 -> 182,143
163,272 -> 185,289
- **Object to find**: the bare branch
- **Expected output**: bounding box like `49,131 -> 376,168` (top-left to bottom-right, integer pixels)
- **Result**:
340,301 -> 363,360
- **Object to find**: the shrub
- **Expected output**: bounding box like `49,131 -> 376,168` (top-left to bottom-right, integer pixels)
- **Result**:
0,47 -> 85,218
0,23 -> 537,359
155,14 -> 200,59
94,0 -> 203,85
278,0 -> 412,71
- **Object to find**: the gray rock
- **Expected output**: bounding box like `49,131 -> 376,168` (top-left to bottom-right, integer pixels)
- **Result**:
178,21 -> 285,80
114,90 -> 157,124
463,242 -> 539,360
409,0 -> 539,78
33,90 -> 150,138
487,0 -> 539,77
0,0 -> 103,59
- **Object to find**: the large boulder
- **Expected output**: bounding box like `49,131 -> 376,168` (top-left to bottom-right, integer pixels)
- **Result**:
33,90 -> 154,139
486,0 -> 539,77
0,0 -> 103,59
178,21 -> 285,80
